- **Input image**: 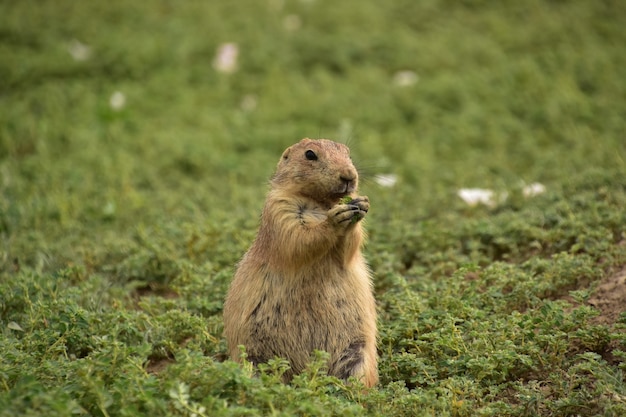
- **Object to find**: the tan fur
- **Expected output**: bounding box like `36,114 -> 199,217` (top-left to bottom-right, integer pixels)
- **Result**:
223,138 -> 378,387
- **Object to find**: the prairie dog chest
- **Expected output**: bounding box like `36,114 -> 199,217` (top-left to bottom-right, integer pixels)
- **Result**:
293,201 -> 327,226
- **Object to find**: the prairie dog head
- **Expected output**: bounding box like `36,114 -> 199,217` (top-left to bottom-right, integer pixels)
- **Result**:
272,138 -> 358,205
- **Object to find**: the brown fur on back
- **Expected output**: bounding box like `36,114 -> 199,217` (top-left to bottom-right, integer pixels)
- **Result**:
223,138 -> 378,387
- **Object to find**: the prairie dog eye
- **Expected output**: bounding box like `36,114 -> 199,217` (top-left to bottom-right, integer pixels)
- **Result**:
305,150 -> 318,161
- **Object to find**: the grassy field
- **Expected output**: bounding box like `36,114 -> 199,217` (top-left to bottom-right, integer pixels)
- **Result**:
1,0 -> 626,415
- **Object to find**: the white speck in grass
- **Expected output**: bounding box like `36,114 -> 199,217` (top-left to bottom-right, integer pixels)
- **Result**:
102,201 -> 116,218
458,188 -> 507,207
393,70 -> 419,87
67,39 -> 91,61
213,43 -> 239,74
375,174 -> 398,188
8,321 -> 24,331
109,91 -> 126,111
240,94 -> 257,112
523,182 -> 546,198
283,14 -> 302,31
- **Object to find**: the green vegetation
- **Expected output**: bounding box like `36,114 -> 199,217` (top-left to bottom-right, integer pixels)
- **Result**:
2,0 -> 625,415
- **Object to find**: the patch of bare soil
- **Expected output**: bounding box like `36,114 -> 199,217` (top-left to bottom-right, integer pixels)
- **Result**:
146,357 -> 175,374
129,284 -> 179,310
134,284 -> 179,299
588,267 -> 626,325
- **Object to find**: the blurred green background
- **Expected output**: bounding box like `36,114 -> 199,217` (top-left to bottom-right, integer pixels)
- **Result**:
1,1 -> 625,416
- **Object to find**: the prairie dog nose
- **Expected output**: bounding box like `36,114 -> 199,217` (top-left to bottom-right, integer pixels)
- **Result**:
340,174 -> 355,184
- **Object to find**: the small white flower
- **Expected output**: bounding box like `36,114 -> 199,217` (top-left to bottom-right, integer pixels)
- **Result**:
374,174 -> 398,188
213,43 -> 239,74
392,70 -> 418,87
458,188 -> 507,207
67,39 -> 91,61
283,14 -> 302,31
109,91 -> 126,111
523,182 -> 546,198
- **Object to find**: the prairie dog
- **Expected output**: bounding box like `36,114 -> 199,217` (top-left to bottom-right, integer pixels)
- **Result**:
223,138 -> 377,387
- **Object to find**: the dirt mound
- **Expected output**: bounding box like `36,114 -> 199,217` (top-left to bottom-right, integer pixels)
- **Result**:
588,267 -> 626,325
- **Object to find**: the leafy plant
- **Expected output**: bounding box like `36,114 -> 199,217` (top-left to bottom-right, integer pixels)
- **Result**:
1,0 -> 625,415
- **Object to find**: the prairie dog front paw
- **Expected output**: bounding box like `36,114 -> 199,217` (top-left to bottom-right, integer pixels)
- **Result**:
329,196 -> 369,227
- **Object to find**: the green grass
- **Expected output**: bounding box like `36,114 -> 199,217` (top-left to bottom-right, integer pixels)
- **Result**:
2,0 -> 626,415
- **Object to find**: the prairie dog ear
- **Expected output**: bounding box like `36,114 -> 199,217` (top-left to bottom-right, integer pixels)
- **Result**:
276,146 -> 292,171
281,146 -> 291,161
